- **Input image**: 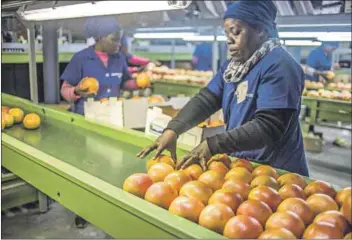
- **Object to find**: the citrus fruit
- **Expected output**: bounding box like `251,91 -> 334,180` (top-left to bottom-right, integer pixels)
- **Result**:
2,112 -> 14,128
230,158 -> 254,172
258,228 -> 296,239
168,196 -> 204,223
304,180 -> 336,198
144,182 -> 178,209
164,170 -> 191,192
250,175 -> 280,190
199,203 -> 235,234
277,197 -> 314,225
336,187 -> 352,207
266,211 -> 305,238
80,77 -> 99,94
8,108 -> 24,123
236,199 -> 273,227
198,170 -> 225,192
279,183 -> 307,200
222,179 -> 251,200
303,222 -> 344,239
136,72 -> 151,88
314,210 -> 349,234
225,167 -> 253,183
123,173 -> 153,198
147,163 -> 174,182
208,161 -> 229,176
183,164 -> 203,180
208,189 -> 243,212
306,193 -> 339,216
224,215 -> 263,239
146,154 -> 175,170
277,173 -> 307,189
248,185 -> 282,211
179,180 -> 213,205
23,113 -> 41,130
252,165 -> 279,179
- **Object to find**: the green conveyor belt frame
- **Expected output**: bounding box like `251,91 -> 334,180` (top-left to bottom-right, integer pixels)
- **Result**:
1,93 -> 341,238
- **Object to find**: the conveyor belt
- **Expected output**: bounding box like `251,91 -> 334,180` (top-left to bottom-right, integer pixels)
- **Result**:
4,118 -> 146,189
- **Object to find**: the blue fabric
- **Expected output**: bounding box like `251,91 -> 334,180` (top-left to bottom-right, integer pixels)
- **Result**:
193,42 -> 213,71
84,16 -> 121,39
60,46 -> 130,115
224,0 -> 278,38
306,46 -> 333,81
207,47 -> 308,176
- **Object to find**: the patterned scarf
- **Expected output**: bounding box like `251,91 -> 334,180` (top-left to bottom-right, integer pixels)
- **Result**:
223,38 -> 281,83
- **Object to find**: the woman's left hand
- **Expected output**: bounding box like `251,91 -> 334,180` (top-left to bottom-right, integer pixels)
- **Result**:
176,141 -> 212,171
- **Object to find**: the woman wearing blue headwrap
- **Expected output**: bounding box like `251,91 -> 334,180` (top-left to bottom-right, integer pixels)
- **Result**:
304,41 -> 340,82
60,16 -> 133,115
138,1 -> 309,177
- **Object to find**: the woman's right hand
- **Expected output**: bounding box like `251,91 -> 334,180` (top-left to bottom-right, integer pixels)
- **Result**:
136,129 -> 178,162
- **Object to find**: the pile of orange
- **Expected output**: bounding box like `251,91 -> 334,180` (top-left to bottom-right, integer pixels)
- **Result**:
2,105 -> 41,130
123,155 -> 352,239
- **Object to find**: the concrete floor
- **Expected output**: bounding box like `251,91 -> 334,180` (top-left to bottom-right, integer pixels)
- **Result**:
2,126 -> 351,239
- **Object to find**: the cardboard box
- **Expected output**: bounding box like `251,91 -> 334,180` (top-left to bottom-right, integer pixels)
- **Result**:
145,98 -> 225,147
84,97 -> 149,129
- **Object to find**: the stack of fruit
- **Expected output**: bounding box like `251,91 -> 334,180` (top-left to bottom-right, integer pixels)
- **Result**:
305,81 -> 325,90
148,65 -> 213,86
303,88 -> 352,102
328,82 -> 352,92
123,154 -> 352,239
2,106 -> 41,130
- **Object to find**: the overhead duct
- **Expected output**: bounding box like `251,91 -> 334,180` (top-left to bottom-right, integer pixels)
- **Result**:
273,1 -> 295,16
292,1 -> 315,15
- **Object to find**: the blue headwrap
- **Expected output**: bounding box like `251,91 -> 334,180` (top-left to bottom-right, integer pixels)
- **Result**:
322,41 -> 339,48
224,0 -> 278,38
84,16 -> 121,39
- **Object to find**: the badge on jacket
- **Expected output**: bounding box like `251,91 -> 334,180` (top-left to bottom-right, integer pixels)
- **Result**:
236,81 -> 248,104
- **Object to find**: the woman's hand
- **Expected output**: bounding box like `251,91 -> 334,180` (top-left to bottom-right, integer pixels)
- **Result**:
176,141 -> 212,171
137,129 -> 178,161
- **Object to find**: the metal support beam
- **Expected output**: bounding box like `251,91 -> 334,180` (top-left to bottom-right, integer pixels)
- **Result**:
170,39 -> 176,69
212,27 -> 219,73
27,24 -> 38,103
42,21 -> 60,104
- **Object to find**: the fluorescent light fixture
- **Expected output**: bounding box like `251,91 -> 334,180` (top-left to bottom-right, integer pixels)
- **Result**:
283,40 -> 322,46
134,32 -> 196,39
279,31 -> 351,42
135,27 -> 195,32
18,1 -> 191,21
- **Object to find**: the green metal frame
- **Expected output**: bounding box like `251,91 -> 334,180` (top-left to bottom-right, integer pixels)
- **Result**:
302,97 -> 352,130
1,93 -> 222,239
152,81 -> 203,97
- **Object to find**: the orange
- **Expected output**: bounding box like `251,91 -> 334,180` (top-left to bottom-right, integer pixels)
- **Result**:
306,193 -> 338,216
144,182 -> 178,209
168,196 -> 204,223
179,180 -> 213,205
314,210 -> 349,234
258,228 -> 296,239
277,173 -> 307,189
136,72 -> 151,88
277,197 -> 314,225
199,203 -> 235,234
164,170 -> 191,192
2,112 -> 14,128
266,211 -> 305,238
198,170 -> 225,192
23,113 -> 41,130
1,118 -> 5,130
236,199 -> 273,227
252,165 -> 279,179
304,180 -> 336,198
250,175 -> 280,190
100,98 -> 109,103
222,179 -> 251,200
183,164 -> 203,180
208,189 -> 243,212
279,183 -> 307,200
147,163 -> 174,182
248,185 -> 282,211
224,215 -> 263,239
230,158 -> 254,172
341,195 -> 352,225
208,153 -> 231,167
303,222 -> 344,239
225,167 -> 253,183
146,154 -> 175,170
344,232 -> 352,239
336,187 -> 352,207
8,108 -> 24,123
79,77 -> 99,94
123,173 -> 153,198
2,106 -> 9,113
208,161 -> 229,177
148,95 -> 164,104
